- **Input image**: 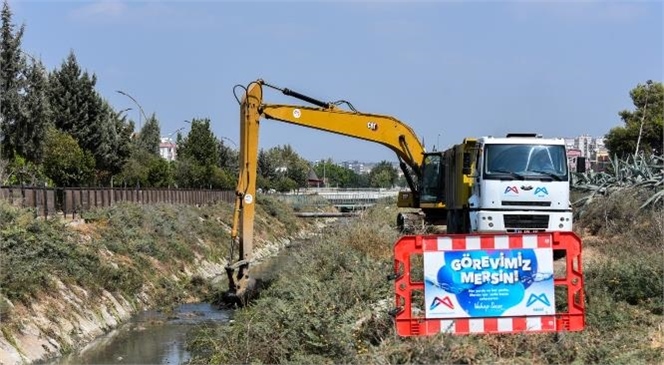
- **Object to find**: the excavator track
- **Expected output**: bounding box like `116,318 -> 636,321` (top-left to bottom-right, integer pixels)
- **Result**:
396,211 -> 426,233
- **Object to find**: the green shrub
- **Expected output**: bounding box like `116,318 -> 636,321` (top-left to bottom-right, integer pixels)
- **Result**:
187,199 -> 664,365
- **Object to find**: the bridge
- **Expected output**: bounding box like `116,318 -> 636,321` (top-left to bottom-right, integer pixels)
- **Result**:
273,188 -> 400,216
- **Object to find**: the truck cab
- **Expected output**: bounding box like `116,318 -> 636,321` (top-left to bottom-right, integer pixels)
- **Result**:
468,133 -> 573,233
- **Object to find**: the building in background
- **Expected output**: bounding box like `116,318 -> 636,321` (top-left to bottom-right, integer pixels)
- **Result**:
339,160 -> 370,174
564,134 -> 609,172
159,137 -> 178,161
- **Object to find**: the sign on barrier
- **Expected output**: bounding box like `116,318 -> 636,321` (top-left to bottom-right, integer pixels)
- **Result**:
391,232 -> 584,336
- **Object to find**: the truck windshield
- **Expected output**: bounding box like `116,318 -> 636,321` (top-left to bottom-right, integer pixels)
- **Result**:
484,144 -> 568,180
420,154 -> 442,203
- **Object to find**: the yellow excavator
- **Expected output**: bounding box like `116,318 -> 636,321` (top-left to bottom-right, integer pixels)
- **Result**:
222,79 -> 449,305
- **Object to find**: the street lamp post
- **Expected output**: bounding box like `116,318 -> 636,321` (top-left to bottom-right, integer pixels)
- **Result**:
220,136 -> 238,149
167,127 -> 185,142
116,90 -> 149,130
117,107 -> 133,118
163,127 -> 185,161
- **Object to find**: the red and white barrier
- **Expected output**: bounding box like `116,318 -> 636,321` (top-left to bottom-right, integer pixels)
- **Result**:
392,231 -> 585,337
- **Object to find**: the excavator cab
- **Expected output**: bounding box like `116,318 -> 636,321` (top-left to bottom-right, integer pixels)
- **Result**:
419,152 -> 446,206
397,152 -> 446,208
396,151 -> 447,232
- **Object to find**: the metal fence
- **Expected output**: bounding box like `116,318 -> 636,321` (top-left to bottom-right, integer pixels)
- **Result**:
0,186 -> 236,218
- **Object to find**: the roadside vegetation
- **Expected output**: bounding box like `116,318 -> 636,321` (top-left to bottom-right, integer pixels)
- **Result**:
186,178 -> 663,364
0,195 -> 314,339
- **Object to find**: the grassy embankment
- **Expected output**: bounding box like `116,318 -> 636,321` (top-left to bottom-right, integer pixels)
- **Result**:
186,190 -> 663,364
0,194 -> 324,359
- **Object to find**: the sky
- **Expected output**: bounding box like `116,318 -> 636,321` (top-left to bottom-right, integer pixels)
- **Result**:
7,0 -> 664,163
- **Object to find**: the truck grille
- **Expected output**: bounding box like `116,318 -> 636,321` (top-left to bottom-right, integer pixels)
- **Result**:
504,214 -> 549,229
502,201 -> 551,207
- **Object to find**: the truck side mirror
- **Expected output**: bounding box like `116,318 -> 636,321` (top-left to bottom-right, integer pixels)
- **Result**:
462,152 -> 472,175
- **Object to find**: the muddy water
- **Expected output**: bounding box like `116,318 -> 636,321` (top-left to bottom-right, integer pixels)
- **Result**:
43,303 -> 230,365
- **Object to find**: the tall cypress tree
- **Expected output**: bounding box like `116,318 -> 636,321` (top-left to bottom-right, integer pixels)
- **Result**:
138,112 -> 161,156
20,59 -> 51,163
177,118 -> 219,167
95,100 -> 133,182
48,51 -> 102,150
0,0 -> 26,159
48,50 -> 126,184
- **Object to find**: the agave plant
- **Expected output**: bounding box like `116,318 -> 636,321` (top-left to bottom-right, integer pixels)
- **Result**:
571,154 -> 664,211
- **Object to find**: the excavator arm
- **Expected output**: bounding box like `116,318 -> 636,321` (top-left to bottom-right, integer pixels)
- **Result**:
223,79 -> 428,305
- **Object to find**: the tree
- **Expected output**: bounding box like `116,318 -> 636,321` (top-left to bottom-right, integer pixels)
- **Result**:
116,148 -> 173,188
175,118 -> 227,188
20,59 -> 51,163
257,149 -> 277,186
265,145 -> 310,189
106,104 -> 134,179
138,112 -> 161,155
49,51 -> 127,184
42,126 -> 95,186
349,172 -> 370,188
49,51 -> 99,149
3,155 -> 48,186
91,102 -> 135,185
313,158 -> 360,188
218,139 -> 239,176
115,154 -> 149,188
177,118 -> 219,167
605,80 -> 663,158
369,160 -> 398,188
0,0 -> 27,159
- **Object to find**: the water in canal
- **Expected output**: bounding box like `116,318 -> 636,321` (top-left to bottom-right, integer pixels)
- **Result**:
43,233 -> 328,364
44,302 -> 230,365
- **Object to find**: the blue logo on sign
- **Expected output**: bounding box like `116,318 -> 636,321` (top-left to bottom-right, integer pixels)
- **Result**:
534,187 -> 548,197
526,293 -> 551,307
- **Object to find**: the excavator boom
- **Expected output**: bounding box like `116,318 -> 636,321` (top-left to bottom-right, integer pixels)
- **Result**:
223,79 -> 428,305
262,105 -> 425,171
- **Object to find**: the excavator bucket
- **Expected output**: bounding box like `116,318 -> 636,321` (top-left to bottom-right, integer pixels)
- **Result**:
390,231 -> 585,336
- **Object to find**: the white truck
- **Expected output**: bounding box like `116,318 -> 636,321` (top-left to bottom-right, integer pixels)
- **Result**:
441,133 -> 574,234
